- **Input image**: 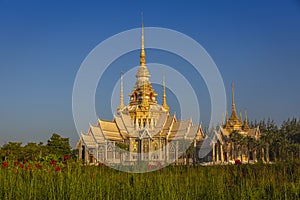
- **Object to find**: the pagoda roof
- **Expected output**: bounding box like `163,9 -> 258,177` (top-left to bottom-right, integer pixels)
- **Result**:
81,133 -> 96,148
98,119 -> 123,141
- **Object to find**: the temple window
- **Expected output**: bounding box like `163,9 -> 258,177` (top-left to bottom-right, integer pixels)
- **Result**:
107,145 -> 113,160
169,144 -> 176,160
98,146 -> 104,161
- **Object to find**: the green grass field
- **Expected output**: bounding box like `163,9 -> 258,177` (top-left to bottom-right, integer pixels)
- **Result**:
1,160 -> 300,200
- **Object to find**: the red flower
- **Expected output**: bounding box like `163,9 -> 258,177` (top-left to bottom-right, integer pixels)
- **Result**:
50,159 -> 57,165
2,161 -> 9,167
19,163 -> 24,168
23,159 -> 27,164
14,161 -> 19,166
63,155 -> 69,161
25,164 -> 32,171
35,163 -> 42,169
55,166 -> 60,172
148,165 -> 153,170
235,160 -> 242,165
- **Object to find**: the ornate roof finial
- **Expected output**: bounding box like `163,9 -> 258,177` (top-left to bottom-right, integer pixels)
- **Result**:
117,72 -> 124,112
129,17 -> 158,108
140,13 -> 146,66
162,73 -> 169,112
229,81 -> 239,122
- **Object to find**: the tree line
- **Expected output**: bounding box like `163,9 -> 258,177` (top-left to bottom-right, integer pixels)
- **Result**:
0,133 -> 77,162
230,117 -> 300,162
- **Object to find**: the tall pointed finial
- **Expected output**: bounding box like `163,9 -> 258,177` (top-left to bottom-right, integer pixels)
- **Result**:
118,72 -> 124,111
162,73 -> 169,112
232,82 -> 234,103
140,13 -> 146,66
232,82 -> 236,109
229,81 -> 239,122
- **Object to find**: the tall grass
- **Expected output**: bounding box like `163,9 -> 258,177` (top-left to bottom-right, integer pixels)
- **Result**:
0,161 -> 299,199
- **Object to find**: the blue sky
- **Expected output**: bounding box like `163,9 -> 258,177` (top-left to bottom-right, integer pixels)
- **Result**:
0,0 -> 300,147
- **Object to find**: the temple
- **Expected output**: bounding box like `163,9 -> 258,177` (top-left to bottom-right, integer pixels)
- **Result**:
77,22 -> 261,165
207,82 -> 261,163
76,23 -> 204,165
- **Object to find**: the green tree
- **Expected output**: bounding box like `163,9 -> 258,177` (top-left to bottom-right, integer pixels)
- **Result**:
46,133 -> 72,157
0,142 -> 23,161
23,142 -> 44,161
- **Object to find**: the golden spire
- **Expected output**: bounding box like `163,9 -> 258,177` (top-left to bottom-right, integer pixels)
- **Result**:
162,74 -> 169,112
140,14 -> 148,110
244,110 -> 249,130
117,72 -> 124,111
129,17 -> 158,108
229,82 -> 239,122
140,14 -> 146,66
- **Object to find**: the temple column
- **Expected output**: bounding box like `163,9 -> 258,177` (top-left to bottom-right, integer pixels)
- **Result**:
166,141 -> 169,162
226,145 -> 229,162
261,147 -> 265,163
220,144 -> 224,162
95,143 -> 98,164
79,145 -> 82,160
129,139 -> 132,161
159,138 -> 162,161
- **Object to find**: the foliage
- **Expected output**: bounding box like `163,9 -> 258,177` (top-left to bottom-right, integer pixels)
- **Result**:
0,133 -> 72,162
250,117 -> 300,162
46,133 -> 72,157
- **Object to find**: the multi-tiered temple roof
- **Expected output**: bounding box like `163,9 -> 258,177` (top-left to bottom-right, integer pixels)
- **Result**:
77,22 -> 204,164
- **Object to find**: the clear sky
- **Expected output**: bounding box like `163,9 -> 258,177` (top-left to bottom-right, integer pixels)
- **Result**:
1,0 -> 300,147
